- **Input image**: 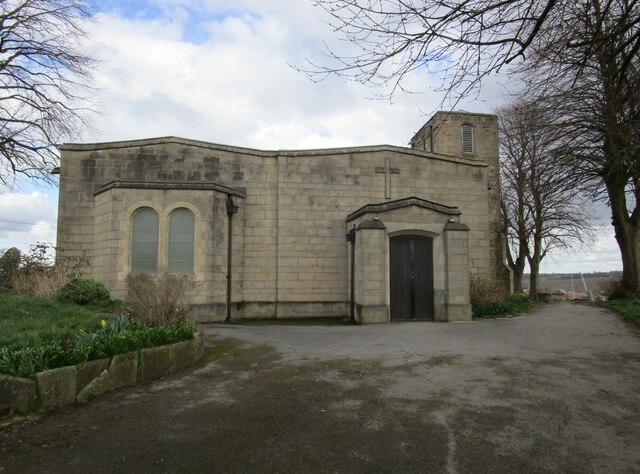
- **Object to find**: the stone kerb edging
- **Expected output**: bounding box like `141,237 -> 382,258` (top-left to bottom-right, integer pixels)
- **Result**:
0,332 -> 204,415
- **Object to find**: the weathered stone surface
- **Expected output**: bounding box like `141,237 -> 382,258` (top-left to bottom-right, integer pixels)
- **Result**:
138,345 -> 172,384
77,352 -> 138,401
75,359 -> 109,393
173,334 -> 203,370
108,351 -> 138,390
447,304 -> 473,322
193,333 -> 204,360
139,333 -> 205,382
1,338 -> 203,410
76,369 -> 110,402
0,374 -> 38,414
57,110 -> 506,323
358,305 -> 389,324
36,366 -> 76,411
168,340 -> 192,373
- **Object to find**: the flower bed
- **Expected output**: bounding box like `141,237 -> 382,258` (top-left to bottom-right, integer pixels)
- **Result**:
0,316 -> 195,379
0,332 -> 204,415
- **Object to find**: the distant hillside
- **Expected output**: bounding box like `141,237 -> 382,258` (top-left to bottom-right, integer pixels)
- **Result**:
523,271 -> 621,294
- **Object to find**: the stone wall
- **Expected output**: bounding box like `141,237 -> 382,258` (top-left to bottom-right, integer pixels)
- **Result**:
347,200 -> 471,323
411,111 -> 511,294
58,112 -> 500,320
0,334 -> 204,415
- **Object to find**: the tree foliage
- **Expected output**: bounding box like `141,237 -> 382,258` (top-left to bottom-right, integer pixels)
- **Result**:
0,0 -> 94,185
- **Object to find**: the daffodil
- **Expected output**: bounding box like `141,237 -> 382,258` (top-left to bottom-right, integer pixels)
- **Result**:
100,319 -> 108,328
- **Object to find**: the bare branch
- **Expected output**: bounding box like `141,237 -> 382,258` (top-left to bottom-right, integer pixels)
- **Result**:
499,99 -> 596,293
0,0 -> 95,185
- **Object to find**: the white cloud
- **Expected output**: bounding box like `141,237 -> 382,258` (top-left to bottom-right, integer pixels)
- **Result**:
6,1 -> 618,273
82,4 -> 500,149
0,191 -> 57,254
540,228 -> 622,274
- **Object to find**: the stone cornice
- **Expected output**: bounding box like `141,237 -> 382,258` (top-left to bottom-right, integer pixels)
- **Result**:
94,180 -> 247,198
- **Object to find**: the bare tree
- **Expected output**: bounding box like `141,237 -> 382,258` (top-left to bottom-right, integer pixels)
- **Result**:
310,0 -> 640,293
307,0 -> 560,99
500,100 -> 594,295
520,0 -> 640,295
0,0 -> 94,185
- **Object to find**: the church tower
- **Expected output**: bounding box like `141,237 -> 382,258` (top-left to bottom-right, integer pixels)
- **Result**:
411,111 -> 510,294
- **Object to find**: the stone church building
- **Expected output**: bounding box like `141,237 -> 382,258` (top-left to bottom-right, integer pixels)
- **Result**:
56,111 -> 509,323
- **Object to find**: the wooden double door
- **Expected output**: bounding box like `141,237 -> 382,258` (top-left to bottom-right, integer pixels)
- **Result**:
390,235 -> 434,321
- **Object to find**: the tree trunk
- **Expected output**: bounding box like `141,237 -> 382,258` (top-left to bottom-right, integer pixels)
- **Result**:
607,179 -> 640,296
528,231 -> 543,297
512,256 -> 526,293
529,260 -> 540,296
597,39 -> 640,296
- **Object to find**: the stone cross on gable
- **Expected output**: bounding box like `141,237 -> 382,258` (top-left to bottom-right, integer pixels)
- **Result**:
375,158 -> 400,200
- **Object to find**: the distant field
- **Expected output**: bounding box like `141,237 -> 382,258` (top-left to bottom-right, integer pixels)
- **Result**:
525,273 -> 620,295
537,277 -> 608,294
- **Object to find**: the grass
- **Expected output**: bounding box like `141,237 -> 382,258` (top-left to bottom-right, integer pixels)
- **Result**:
0,293 -> 117,347
0,294 -> 195,379
599,297 -> 640,325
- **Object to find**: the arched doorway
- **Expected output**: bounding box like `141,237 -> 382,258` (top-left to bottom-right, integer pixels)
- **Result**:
390,235 -> 434,321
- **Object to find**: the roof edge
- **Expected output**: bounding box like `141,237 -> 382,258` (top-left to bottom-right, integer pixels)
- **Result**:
60,136 -> 487,167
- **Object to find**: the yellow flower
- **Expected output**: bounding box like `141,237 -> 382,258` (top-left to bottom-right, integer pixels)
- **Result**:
100,319 -> 108,328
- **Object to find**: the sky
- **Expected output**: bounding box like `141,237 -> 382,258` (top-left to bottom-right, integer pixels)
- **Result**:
0,0 -> 622,274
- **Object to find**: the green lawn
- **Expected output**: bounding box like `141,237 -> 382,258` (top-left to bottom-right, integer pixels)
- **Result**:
600,297 -> 640,325
0,293 -> 108,347
0,293 -> 195,379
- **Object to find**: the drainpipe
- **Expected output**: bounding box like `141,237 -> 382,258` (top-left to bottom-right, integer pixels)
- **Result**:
345,225 -> 356,323
225,195 -> 239,322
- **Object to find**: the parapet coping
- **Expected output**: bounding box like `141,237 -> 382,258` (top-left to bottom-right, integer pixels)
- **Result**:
94,180 -> 247,198
60,136 -> 488,168
347,196 -> 461,222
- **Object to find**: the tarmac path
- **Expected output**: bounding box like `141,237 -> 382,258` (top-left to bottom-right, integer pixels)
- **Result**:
1,303 -> 639,473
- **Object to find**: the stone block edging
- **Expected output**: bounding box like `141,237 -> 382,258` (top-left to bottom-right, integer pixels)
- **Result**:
0,332 -> 204,415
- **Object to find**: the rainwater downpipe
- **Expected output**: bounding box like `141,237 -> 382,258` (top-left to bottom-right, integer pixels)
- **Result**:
345,225 -> 356,323
225,195 -> 239,322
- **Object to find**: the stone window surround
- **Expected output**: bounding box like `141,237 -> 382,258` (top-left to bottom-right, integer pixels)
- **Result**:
125,201 -> 203,279
94,181 -> 246,284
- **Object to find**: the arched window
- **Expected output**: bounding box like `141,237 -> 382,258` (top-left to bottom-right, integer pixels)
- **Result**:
131,207 -> 159,272
168,208 -> 195,273
462,124 -> 474,153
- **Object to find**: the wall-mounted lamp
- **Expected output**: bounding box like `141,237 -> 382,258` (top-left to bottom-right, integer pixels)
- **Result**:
345,227 -> 356,242
226,195 -> 239,216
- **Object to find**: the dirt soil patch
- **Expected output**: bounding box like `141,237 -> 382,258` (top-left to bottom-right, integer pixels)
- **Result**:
1,304 -> 639,473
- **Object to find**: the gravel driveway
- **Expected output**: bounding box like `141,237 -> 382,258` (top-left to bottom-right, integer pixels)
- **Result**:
1,303 -> 639,473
